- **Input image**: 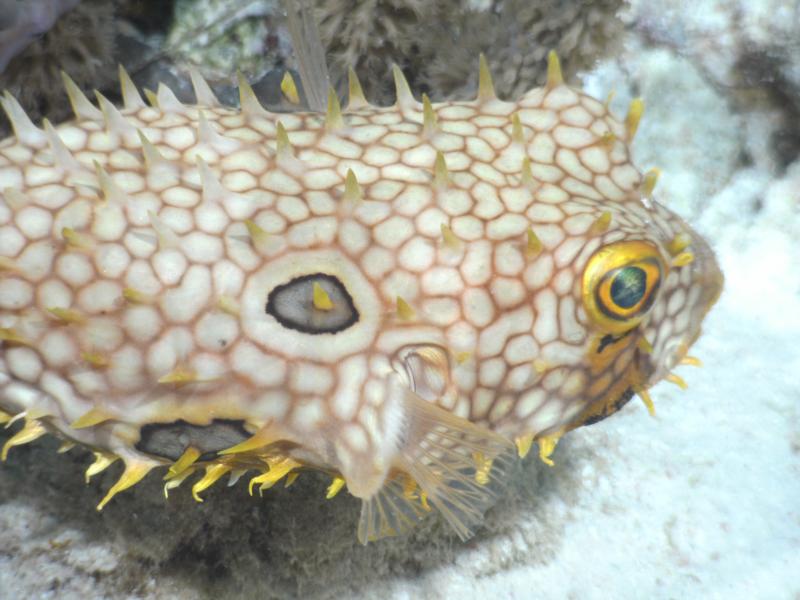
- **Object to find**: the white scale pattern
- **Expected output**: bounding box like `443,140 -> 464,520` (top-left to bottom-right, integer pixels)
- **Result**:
0,62 -> 723,544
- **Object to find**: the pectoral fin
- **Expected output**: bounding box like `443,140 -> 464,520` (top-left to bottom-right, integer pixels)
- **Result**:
358,389 -> 516,543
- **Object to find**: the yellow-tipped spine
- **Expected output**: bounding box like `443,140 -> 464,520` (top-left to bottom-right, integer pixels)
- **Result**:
515,434 -> 534,459
672,251 -> 695,267
43,119 -> 81,171
667,232 -> 692,256
280,71 -> 300,104
191,464 -> 232,502
422,94 -> 437,136
477,53 -> 495,102
396,296 -> 415,321
143,88 -> 158,108
148,211 -> 180,250
0,328 -> 31,346
590,211 -> 612,234
347,67 -> 368,108
2,187 -> 26,211
326,475 -> 346,499
526,227 -> 543,258
665,373 -> 688,390
47,307 -> 85,324
60,71 -> 102,121
642,168 -> 661,197
122,287 -> 155,305
325,87 -> 344,130
189,68 -> 220,107
244,219 -> 270,253
440,223 -> 460,248
85,452 -> 118,483
61,227 -> 94,251
511,113 -> 525,144
625,98 -> 645,140
434,151 -> 450,188
392,64 -> 414,107
637,336 -> 654,354
538,434 -> 560,467
344,168 -> 362,203
81,352 -> 109,368
237,72 -> 266,115
137,130 -> 165,167
680,356 -> 703,367
521,157 -> 536,188
94,160 -> 130,205
546,50 -> 564,89
96,461 -> 152,510
157,366 -> 200,385
636,387 -> 656,417
166,447 -> 202,480
275,121 -> 293,158
1,419 -> 46,461
0,91 -> 46,147
70,407 -> 112,429
313,282 -> 334,311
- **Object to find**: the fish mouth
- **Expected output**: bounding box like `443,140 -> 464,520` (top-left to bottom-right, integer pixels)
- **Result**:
649,236 -> 724,386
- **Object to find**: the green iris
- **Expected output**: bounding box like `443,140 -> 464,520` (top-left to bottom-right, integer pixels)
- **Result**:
610,266 -> 647,309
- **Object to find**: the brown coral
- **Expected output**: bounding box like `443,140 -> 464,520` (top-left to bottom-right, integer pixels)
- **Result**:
314,0 -> 626,104
425,0 -> 627,100
0,0 -> 116,138
313,0 -> 440,103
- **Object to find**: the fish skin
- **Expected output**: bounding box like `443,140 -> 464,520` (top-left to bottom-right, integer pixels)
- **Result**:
0,61 -> 722,542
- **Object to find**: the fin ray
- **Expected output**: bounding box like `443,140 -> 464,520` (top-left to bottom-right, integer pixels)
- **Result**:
358,476 -> 429,544
393,391 -> 516,541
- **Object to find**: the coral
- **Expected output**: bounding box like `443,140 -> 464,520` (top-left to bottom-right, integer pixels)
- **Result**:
166,0 -> 289,80
313,0 -> 438,103
0,0 -> 82,72
314,0 -> 627,104
631,0 -> 800,171
0,0 -> 628,139
423,0 -> 627,101
0,0 -> 116,138
584,47 -> 744,219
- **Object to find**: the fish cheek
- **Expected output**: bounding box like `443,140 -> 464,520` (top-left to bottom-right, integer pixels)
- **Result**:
569,329 -> 642,428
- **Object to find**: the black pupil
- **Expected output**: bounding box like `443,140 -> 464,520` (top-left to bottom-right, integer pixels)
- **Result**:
610,266 -> 647,309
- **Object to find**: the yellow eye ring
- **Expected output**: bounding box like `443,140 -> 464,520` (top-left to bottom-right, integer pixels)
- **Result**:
582,241 -> 666,333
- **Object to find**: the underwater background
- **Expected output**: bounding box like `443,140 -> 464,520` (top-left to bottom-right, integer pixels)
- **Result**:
0,0 -> 798,598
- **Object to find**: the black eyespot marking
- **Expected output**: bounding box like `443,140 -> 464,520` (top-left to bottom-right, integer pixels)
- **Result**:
136,419 -> 251,461
610,266 -> 647,309
265,273 -> 359,334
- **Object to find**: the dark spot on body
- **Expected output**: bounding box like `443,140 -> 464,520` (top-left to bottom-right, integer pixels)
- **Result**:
265,273 -> 359,334
581,387 -> 635,426
597,329 -> 633,353
136,419 -> 252,461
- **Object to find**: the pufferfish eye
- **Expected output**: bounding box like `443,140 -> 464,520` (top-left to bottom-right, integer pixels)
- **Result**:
582,240 -> 666,333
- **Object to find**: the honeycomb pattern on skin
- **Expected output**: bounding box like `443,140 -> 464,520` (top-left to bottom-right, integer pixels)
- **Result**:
0,56 -> 723,543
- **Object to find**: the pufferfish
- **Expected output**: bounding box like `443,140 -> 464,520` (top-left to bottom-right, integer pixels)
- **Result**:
0,53 -> 722,543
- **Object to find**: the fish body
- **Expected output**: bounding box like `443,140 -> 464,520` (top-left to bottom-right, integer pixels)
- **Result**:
0,56 -> 722,542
